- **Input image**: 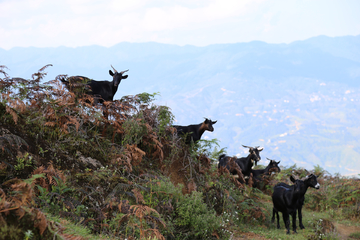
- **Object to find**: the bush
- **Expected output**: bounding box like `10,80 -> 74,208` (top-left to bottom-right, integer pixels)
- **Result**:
174,190 -> 222,239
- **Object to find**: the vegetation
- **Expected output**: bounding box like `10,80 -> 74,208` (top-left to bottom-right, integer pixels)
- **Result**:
0,65 -> 359,239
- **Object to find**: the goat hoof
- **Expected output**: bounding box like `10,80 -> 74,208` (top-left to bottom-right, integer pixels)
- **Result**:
300,225 -> 305,229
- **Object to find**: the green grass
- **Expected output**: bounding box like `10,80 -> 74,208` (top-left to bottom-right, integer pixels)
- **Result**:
349,232 -> 360,239
235,201 -> 346,240
45,213 -> 112,240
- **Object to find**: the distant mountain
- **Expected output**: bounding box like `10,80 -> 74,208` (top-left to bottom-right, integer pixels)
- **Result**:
1,35 -> 360,176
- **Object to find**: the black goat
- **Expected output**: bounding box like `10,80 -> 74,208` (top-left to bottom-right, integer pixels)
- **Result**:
272,174 -> 320,234
218,145 -> 264,177
251,158 -> 281,187
173,118 -> 217,144
61,65 -> 129,103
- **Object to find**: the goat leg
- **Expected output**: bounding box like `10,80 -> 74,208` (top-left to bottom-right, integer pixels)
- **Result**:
291,212 -> 297,233
298,207 -> 305,229
283,213 -> 290,234
276,211 -> 280,229
272,208 -> 281,229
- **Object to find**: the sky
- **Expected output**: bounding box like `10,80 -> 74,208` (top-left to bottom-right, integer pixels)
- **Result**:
1,0 -> 360,49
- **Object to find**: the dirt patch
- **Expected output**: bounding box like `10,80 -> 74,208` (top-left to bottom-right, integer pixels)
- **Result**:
335,222 -> 360,240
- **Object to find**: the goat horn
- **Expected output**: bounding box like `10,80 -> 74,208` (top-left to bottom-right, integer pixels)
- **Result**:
266,157 -> 274,161
120,69 -> 129,74
242,145 -> 250,148
111,65 -> 118,73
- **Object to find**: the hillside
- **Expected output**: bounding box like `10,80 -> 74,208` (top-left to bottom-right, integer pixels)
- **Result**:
0,66 -> 360,239
1,35 -> 360,175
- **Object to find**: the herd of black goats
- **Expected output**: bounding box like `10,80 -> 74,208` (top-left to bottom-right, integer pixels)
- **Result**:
60,65 -> 321,234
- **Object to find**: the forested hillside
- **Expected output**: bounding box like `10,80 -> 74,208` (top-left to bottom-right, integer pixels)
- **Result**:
0,65 -> 359,239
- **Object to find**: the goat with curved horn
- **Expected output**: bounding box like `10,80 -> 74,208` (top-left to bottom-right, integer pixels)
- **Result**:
218,145 -> 264,177
61,65 -> 129,103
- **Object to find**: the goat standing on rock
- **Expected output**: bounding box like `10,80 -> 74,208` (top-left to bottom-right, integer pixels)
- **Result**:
60,65 -> 129,103
173,118 -> 217,144
272,174 -> 320,234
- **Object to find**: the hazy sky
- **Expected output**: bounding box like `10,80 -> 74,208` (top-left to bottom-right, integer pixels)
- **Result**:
1,0 -> 360,49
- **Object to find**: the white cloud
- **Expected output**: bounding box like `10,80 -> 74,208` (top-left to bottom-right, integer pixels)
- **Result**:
0,0 -> 359,49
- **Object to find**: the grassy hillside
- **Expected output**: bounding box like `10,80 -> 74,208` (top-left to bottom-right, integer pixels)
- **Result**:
0,65 -> 360,239
2,35 -> 360,176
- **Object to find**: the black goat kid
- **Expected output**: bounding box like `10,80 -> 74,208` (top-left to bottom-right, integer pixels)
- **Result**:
272,174 -> 320,234
218,145 -> 263,177
61,65 -> 129,103
173,118 -> 217,144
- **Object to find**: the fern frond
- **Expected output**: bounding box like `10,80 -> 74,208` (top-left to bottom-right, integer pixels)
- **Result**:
5,105 -> 19,124
31,64 -> 52,82
31,208 -> 48,235
0,65 -> 9,78
132,188 -> 145,204
144,228 -> 166,240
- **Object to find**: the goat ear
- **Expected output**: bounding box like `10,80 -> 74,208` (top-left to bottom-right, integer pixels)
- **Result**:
290,175 -> 296,183
109,70 -> 114,76
122,75 -> 128,79
212,120 -> 217,124
277,161 -> 280,164
257,147 -> 264,151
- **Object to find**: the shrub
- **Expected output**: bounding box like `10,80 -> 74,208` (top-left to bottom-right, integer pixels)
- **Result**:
174,190 -> 222,239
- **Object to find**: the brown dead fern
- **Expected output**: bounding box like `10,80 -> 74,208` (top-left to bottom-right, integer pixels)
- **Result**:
119,204 -> 166,240
32,163 -> 66,191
